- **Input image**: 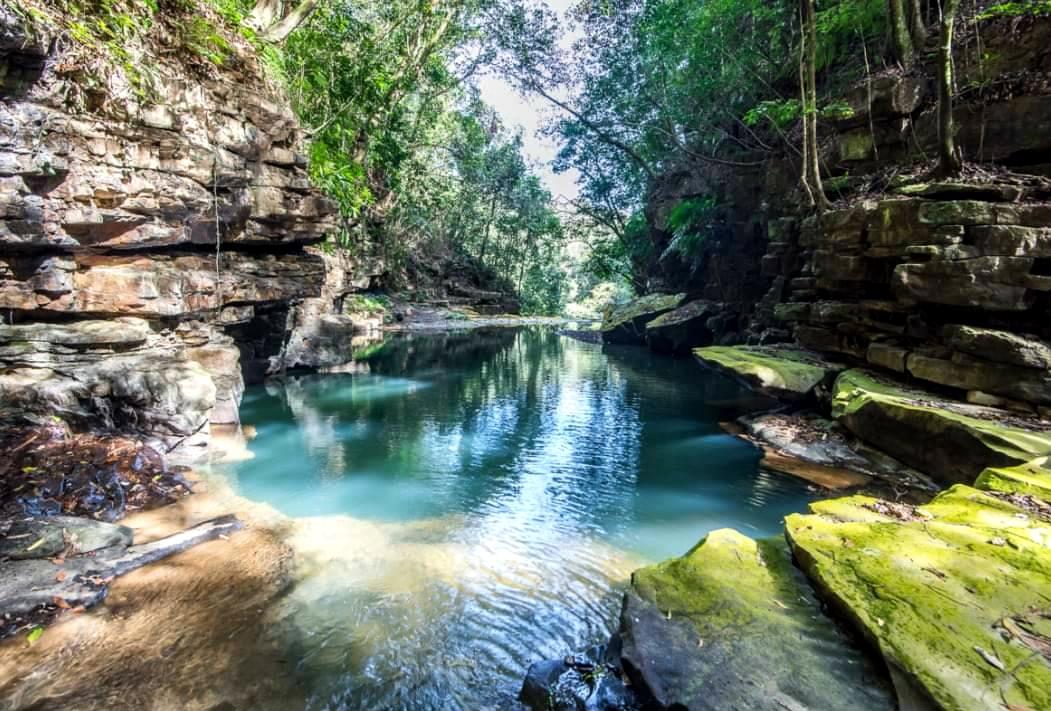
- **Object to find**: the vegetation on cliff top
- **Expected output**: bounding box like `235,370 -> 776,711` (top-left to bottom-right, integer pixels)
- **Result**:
13,0 -> 1034,311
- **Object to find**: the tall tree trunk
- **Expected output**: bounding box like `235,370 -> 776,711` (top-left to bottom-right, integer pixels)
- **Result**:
478,194 -> 498,264
249,0 -> 285,30
800,0 -> 830,210
908,0 -> 927,47
887,0 -> 914,68
938,0 -> 963,176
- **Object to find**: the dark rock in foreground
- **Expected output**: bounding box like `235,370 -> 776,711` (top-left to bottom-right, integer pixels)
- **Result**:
520,642 -> 639,711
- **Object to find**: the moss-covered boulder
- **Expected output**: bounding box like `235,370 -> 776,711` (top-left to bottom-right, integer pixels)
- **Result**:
601,293 -> 686,345
620,529 -> 894,711
693,346 -> 844,401
975,457 -> 1051,499
786,486 -> 1051,711
831,369 -> 1051,485
645,300 -> 717,354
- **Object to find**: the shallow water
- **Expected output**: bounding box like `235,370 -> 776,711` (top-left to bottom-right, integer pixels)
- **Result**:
221,328 -> 816,710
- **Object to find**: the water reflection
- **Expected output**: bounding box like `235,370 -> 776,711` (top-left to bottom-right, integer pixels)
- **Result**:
224,329 -> 815,710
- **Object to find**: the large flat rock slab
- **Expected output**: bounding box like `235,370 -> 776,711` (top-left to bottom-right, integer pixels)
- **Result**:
601,293 -> 686,345
645,299 -> 717,354
786,485 -> 1051,711
975,457 -> 1051,499
620,529 -> 894,711
831,369 -> 1051,485
693,346 -> 844,401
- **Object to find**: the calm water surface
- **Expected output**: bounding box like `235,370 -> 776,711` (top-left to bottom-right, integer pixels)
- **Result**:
220,328 -> 815,710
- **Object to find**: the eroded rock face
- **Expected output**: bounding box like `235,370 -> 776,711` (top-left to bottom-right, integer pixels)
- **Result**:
645,299 -> 717,354
0,11 -> 363,451
281,246 -> 386,371
0,318 -> 220,451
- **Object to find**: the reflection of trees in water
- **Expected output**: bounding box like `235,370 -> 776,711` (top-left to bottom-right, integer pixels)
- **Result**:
256,330 -> 651,531
252,329 -> 771,537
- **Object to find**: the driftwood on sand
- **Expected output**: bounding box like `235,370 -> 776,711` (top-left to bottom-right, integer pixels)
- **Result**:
0,515 -> 242,636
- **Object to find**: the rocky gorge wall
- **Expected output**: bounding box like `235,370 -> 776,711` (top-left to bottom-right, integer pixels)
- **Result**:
0,8 -> 383,457
643,12 -> 1051,416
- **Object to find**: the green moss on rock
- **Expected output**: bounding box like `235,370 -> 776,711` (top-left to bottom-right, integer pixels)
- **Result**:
786,486 -> 1051,711
621,529 -> 893,711
975,457 -> 1051,498
601,293 -> 686,345
645,299 -> 717,354
693,346 -> 843,401
831,369 -> 1051,485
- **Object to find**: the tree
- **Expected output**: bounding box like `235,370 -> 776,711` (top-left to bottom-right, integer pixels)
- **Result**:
937,0 -> 963,176
248,0 -> 319,41
886,0 -> 914,67
799,0 -> 830,210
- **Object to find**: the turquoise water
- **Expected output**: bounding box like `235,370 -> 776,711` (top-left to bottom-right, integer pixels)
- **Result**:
222,328 -> 815,710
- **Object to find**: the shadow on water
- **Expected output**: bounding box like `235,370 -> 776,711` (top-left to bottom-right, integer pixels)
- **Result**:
216,328 -> 817,711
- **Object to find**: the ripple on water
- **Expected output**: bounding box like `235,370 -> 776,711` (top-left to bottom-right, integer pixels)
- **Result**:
217,329 -> 817,710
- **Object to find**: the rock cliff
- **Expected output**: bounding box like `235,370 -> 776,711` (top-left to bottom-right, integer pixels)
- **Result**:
640,13 -> 1051,418
0,8 -> 381,456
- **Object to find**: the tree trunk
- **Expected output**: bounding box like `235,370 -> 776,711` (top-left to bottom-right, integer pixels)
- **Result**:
908,0 -> 927,47
249,0 -> 285,30
262,0 -> 319,42
800,0 -> 830,210
937,0 -> 963,176
887,0 -> 914,68
478,194 -> 498,264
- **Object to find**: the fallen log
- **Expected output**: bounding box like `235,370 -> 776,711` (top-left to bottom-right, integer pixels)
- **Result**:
0,515 -> 243,632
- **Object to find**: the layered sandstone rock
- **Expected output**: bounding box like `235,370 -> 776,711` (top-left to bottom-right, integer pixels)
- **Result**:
0,10 -> 359,454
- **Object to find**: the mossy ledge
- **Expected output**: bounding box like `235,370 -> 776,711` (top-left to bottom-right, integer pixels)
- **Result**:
601,293 -> 686,345
786,481 -> 1051,711
692,345 -> 844,402
620,529 -> 894,711
832,369 -> 1051,485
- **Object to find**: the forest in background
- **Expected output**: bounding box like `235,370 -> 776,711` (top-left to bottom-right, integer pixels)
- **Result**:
14,0 -> 1047,315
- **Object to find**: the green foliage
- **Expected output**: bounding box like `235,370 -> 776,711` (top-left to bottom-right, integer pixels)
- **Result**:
744,100 -> 802,129
977,1 -> 1051,19
814,0 -> 885,70
345,293 -> 391,316
489,0 -> 891,290
15,0 -> 251,96
175,14 -> 234,65
662,197 -> 716,263
273,1 -> 567,314
564,281 -> 633,320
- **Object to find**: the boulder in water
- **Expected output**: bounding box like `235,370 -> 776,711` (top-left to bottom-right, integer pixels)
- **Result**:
520,642 -> 639,711
619,528 -> 895,711
693,345 -> 844,401
600,293 -> 686,346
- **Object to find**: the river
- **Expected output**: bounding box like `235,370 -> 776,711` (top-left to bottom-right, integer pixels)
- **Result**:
213,327 -> 815,710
